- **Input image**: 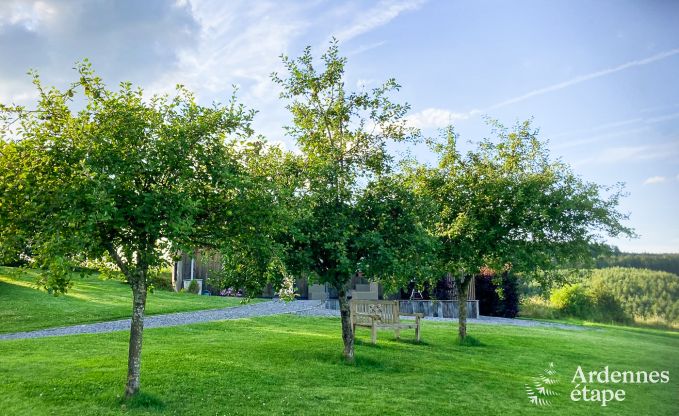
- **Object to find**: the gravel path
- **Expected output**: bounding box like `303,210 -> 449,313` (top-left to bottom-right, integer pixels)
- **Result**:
1,299 -> 586,341
0,300 -> 323,341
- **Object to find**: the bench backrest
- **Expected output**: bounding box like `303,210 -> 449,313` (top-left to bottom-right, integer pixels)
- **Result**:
350,300 -> 401,325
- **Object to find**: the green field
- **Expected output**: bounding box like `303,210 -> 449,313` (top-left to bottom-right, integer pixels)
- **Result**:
0,316 -> 677,415
0,267 -> 253,334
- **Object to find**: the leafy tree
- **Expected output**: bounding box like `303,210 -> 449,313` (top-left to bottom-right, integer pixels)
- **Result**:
0,63 -> 258,397
272,41 -> 434,360
212,141 -> 302,297
411,122 -> 634,339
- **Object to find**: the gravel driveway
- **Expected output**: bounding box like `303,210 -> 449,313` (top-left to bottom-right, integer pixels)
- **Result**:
0,299 -> 586,341
0,300 -> 323,341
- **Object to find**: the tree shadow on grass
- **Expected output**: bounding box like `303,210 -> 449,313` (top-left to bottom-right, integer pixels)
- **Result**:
120,392 -> 166,412
355,337 -> 431,348
456,335 -> 485,347
391,338 -> 432,347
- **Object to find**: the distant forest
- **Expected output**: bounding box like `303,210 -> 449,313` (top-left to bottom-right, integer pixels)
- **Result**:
597,252 -> 679,276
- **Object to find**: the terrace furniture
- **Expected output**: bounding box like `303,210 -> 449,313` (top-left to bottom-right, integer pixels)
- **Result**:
350,300 -> 423,344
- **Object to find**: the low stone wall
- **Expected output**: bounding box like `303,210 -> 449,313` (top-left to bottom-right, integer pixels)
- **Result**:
325,299 -> 479,319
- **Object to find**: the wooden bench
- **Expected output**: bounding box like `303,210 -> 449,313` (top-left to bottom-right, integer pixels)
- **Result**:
350,300 -> 423,344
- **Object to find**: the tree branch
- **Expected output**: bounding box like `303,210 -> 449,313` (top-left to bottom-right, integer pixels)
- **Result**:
105,241 -> 130,277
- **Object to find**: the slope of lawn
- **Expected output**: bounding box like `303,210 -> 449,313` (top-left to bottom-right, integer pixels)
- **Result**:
0,315 -> 677,415
0,266 -> 258,334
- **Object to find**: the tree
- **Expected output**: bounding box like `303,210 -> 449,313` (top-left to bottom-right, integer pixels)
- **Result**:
212,140 -> 302,298
411,121 -> 634,340
0,62 -> 257,397
272,41 -> 433,360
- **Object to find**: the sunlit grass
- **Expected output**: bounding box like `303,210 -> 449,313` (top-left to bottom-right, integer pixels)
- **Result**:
0,316 -> 676,415
0,266 -> 260,333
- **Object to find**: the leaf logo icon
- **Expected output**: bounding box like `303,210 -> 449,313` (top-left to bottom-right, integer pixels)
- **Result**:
525,362 -> 560,406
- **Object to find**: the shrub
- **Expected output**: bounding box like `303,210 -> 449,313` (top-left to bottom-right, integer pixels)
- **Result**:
148,271 -> 173,291
587,283 -> 630,323
187,279 -> 200,294
549,284 -> 592,317
519,295 -> 558,319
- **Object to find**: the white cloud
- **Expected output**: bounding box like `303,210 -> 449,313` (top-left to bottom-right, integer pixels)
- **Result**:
643,176 -> 666,185
147,0 -> 310,100
676,173 -> 679,182
406,107 -> 480,129
0,0 -> 58,31
332,0 -> 425,43
0,0 -> 201,104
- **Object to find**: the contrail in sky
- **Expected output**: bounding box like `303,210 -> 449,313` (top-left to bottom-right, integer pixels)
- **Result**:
486,48 -> 679,111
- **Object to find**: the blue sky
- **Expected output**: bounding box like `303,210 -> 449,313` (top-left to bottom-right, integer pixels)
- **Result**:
1,0 -> 677,252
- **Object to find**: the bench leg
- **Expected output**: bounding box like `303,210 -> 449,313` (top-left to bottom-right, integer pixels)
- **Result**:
415,322 -> 421,342
394,328 -> 400,340
371,323 -> 377,345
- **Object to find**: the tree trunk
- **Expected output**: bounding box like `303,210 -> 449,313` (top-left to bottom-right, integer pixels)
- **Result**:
457,276 -> 470,340
125,277 -> 147,398
337,287 -> 354,361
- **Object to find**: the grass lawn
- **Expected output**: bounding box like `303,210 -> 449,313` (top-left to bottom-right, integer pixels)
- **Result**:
0,315 -> 677,415
0,267 -> 258,334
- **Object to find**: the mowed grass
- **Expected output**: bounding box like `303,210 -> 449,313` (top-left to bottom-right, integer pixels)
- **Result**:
0,267 -> 257,333
0,316 -> 677,415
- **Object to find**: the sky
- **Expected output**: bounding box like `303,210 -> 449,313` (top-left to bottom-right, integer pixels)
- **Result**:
1,0 -> 678,253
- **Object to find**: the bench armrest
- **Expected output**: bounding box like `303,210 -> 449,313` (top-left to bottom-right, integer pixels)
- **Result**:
400,313 -> 424,318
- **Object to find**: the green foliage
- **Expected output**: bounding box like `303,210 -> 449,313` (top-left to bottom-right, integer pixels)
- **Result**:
550,284 -> 592,317
272,40 -> 432,292
587,282 -> 630,323
519,295 -> 558,320
187,279 -> 200,294
147,270 -> 173,292
410,120 -> 633,338
523,267 -> 677,326
215,142 -> 301,298
588,267 -> 679,324
0,61 -> 258,293
596,252 -> 679,275
413,121 -> 633,280
0,62 -> 273,396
